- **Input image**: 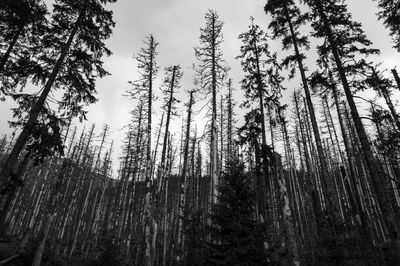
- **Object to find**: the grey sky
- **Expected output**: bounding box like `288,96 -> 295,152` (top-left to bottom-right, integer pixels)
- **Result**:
0,0 -> 399,171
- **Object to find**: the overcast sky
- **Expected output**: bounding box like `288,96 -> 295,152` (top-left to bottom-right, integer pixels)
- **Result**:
1,0 -> 400,171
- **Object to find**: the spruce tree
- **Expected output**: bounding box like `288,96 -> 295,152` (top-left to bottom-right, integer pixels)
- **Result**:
376,0 -> 400,52
237,18 -> 273,222
0,0 -> 48,98
205,160 -> 269,266
363,65 -> 400,132
0,0 -> 116,231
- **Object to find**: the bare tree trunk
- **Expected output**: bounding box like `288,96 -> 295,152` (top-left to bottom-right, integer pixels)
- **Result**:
219,95 -> 224,171
210,15 -> 218,205
145,35 -> 156,266
177,91 -> 194,258
227,79 -> 234,162
159,66 -> 178,190
152,112 -> 164,180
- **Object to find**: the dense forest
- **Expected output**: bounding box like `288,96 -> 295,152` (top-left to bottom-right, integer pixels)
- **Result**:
1,0 -> 400,265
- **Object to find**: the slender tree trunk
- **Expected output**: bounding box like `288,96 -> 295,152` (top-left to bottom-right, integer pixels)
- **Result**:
181,91 -> 194,183
227,79 -> 233,162
210,15 -> 218,205
152,112 -> 164,180
219,95 -> 224,170
392,69 -> 400,91
159,66 -> 177,189
145,35 -> 156,266
177,91 -> 194,258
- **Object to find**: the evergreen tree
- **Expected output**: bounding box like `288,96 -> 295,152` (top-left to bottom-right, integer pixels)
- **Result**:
0,0 -> 116,232
237,17 -> 271,222
237,17 -> 285,224
0,0 -> 48,87
205,160 -> 269,266
376,0 -> 400,52
363,65 -> 400,131
182,211 -> 206,266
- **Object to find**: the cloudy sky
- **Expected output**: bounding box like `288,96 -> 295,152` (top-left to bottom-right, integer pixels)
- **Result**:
1,0 -> 400,171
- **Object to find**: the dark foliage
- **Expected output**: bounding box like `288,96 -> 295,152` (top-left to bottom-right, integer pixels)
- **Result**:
205,160 -> 270,266
86,235 -> 123,266
377,0 -> 400,52
182,210 -> 207,266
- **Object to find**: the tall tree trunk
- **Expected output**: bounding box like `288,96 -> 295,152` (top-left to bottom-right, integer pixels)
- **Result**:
159,66 -> 177,189
177,90 -> 194,258
181,91 -> 194,183
152,112 -> 164,180
145,35 -> 156,266
210,15 -> 218,205
226,79 -> 233,162
219,95 -> 224,171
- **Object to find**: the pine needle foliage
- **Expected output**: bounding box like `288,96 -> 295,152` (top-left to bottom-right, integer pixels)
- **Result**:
205,160 -> 270,266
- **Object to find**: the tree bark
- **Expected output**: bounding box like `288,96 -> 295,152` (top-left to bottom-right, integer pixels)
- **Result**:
145,35 -> 156,266
392,69 -> 400,92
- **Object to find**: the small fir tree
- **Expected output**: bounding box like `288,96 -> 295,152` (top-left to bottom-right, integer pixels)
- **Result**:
205,160 -> 270,266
